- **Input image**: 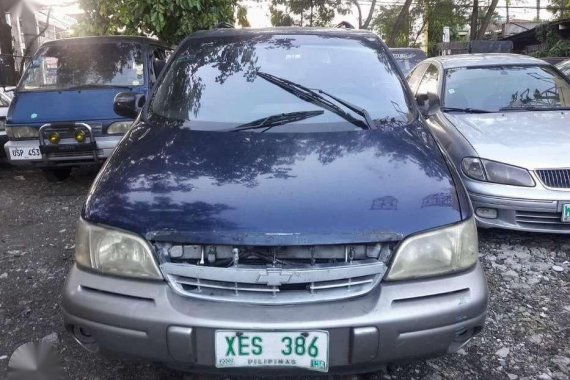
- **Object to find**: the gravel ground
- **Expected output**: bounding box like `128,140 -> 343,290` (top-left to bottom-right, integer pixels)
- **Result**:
0,166 -> 568,380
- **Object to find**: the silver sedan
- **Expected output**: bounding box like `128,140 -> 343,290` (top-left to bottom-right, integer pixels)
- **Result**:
407,53 -> 570,233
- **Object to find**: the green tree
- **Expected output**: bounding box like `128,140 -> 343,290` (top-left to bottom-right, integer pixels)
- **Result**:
269,0 -> 351,27
77,0 -> 240,44
547,0 -> 570,19
371,5 -> 410,46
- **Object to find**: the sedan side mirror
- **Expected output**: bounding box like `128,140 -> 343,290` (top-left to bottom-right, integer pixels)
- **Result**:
113,92 -> 145,119
416,93 -> 440,118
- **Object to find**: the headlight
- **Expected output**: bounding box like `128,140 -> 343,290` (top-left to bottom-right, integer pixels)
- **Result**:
461,157 -> 535,187
6,126 -> 39,139
386,218 -> 478,281
75,219 -> 162,279
107,121 -> 133,135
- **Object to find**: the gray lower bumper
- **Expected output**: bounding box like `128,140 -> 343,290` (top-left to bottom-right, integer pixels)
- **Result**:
62,263 -> 488,374
470,192 -> 570,233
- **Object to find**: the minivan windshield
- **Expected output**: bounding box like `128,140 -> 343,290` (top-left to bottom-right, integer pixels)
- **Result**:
20,41 -> 145,91
149,34 -> 413,132
444,65 -> 570,112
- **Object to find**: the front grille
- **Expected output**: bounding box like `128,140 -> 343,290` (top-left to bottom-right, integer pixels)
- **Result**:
159,243 -> 391,305
48,150 -> 103,159
536,169 -> 570,189
515,210 -> 570,231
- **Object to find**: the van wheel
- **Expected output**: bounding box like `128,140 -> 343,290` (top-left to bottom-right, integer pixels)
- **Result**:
42,167 -> 72,181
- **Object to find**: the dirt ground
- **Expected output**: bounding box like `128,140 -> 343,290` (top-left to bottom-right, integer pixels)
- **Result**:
0,166 -> 568,380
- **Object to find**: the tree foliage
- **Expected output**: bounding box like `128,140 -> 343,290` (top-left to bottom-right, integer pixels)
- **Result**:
77,0 -> 240,44
269,0 -> 351,27
547,0 -> 570,19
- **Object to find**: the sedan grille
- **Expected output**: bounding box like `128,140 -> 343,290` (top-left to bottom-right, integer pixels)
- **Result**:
515,211 -> 570,231
536,169 -> 570,189
159,243 -> 392,305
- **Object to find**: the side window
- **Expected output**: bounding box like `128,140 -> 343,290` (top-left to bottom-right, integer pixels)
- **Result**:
149,45 -> 170,84
407,63 -> 428,94
416,64 -> 440,98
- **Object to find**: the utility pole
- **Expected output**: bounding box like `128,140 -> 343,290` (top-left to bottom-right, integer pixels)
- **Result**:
536,0 -> 540,21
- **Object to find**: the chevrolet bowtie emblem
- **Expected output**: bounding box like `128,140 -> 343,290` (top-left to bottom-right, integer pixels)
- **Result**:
257,269 -> 293,286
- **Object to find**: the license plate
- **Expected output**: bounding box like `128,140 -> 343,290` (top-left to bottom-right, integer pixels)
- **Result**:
8,145 -> 41,160
215,330 -> 329,372
562,204 -> 570,222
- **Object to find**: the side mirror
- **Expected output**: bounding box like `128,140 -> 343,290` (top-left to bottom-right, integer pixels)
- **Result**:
416,93 -> 440,118
113,92 -> 145,119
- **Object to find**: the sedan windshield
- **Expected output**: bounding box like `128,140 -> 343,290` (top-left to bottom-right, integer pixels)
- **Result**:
444,65 -> 570,112
20,41 -> 145,91
149,34 -> 413,132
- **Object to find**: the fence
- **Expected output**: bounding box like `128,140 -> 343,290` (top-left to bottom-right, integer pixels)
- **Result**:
437,40 -> 514,55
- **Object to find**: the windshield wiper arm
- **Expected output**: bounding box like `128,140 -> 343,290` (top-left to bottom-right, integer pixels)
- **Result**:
227,110 -> 324,132
441,106 -> 494,114
257,71 -> 372,130
63,84 -> 134,90
500,105 -> 570,111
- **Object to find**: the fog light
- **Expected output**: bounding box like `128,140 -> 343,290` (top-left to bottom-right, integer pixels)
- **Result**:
74,129 -> 86,143
476,207 -> 498,219
48,132 -> 60,144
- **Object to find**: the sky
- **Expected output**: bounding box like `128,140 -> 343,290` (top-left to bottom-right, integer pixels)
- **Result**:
34,0 -> 557,28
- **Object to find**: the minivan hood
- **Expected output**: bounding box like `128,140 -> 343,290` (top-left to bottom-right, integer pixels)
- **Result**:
7,88 -> 138,124
84,122 -> 461,245
446,111 -> 570,169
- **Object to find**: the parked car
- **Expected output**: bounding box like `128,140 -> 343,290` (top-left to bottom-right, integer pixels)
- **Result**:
3,36 -> 170,180
557,58 -> 570,78
390,48 -> 427,75
62,28 -> 487,374
0,91 -> 10,158
407,53 -> 570,233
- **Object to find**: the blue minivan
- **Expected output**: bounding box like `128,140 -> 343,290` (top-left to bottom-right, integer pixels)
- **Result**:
63,28 -> 488,374
4,36 -> 170,180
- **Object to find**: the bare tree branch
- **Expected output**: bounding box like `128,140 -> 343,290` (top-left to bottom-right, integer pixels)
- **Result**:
477,0 -> 499,39
387,0 -> 412,46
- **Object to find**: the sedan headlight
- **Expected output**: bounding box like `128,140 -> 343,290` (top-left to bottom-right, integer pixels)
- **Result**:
6,126 -> 39,139
461,157 -> 535,187
75,219 -> 162,279
107,121 -> 133,135
386,218 -> 478,281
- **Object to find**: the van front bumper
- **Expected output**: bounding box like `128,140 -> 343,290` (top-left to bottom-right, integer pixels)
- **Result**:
4,136 -> 121,166
62,263 -> 488,374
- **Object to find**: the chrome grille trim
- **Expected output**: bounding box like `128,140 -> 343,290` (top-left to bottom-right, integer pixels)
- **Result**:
161,260 -> 386,305
536,169 -> 570,189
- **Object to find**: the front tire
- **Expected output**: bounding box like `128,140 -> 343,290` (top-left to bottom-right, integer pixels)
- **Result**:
42,167 -> 72,182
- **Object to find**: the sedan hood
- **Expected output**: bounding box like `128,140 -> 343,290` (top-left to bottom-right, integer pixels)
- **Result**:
84,122 -> 461,245
446,111 -> 570,169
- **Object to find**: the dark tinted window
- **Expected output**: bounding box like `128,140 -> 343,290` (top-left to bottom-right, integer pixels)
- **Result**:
416,64 -> 439,97
444,65 -> 570,111
149,34 -> 413,132
20,41 -> 145,91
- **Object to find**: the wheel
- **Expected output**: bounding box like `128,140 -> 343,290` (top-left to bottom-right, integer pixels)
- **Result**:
42,167 -> 72,182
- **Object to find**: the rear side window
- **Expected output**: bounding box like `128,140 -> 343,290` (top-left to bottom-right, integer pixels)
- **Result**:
407,63 -> 428,94
416,64 -> 439,97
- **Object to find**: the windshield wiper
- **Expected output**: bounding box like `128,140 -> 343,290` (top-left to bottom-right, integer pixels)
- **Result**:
257,71 -> 373,130
441,106 -> 494,114
227,110 -> 324,132
63,84 -> 134,91
499,105 -> 570,112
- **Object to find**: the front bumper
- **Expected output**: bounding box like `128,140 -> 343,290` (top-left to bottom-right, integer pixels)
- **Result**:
62,263 -> 488,374
466,180 -> 570,233
4,136 -> 121,167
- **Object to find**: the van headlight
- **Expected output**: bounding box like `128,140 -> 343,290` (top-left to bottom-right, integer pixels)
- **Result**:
386,218 -> 478,281
107,121 -> 133,135
6,126 -> 39,139
74,219 -> 162,279
462,157 -> 535,187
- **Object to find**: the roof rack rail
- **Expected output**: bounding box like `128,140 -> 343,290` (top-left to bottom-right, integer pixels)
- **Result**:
336,21 -> 355,29
215,22 -> 235,29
